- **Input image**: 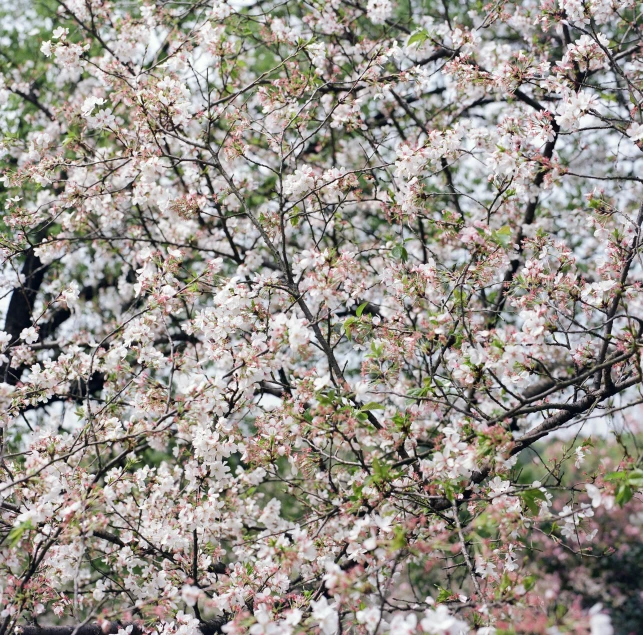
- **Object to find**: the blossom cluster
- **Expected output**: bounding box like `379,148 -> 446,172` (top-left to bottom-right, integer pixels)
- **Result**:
0,0 -> 642,634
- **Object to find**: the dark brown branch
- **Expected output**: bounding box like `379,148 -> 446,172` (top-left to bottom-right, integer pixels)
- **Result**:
510,374 -> 641,454
10,88 -> 56,122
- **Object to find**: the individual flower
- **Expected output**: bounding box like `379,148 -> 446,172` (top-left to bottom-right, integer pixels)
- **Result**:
586,483 -> 614,510
421,604 -> 470,634
310,597 -> 339,635
626,122 -> 643,142
81,95 -> 106,118
181,585 -> 202,607
589,604 -> 613,635
0,331 -> 11,351
20,326 -> 39,344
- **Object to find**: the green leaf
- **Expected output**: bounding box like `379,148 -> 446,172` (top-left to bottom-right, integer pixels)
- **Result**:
360,401 -> 385,411
434,586 -> 452,602
520,489 -> 547,515
606,468 -> 643,488
491,225 -> 513,248
615,482 -> 633,507
522,575 -> 536,592
391,244 -> 408,262
606,468 -> 643,507
391,525 -> 407,550
408,30 -> 429,47
8,521 -> 33,547
372,458 -> 391,485
409,377 -> 432,398
627,468 -> 643,488
369,340 -> 384,357
355,302 -> 369,317
343,316 -> 357,339
392,412 -> 410,432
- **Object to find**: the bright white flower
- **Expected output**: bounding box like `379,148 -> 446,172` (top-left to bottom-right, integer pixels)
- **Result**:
389,613 -> 417,635
586,484 -> 614,510
52,41 -> 86,72
286,314 -> 310,349
353,380 -> 371,401
322,561 -> 343,589
355,606 -> 380,634
0,383 -> 15,407
249,604 -> 277,635
366,0 -> 393,24
314,374 -> 332,391
81,95 -> 106,118
283,167 -> 316,198
520,309 -> 547,338
20,326 -> 38,344
52,26 -> 68,39
555,91 -> 597,130
589,604 -> 613,635
575,445 -> 590,468
308,42 -> 327,74
580,279 -> 617,305
0,331 -> 11,351
395,143 -> 429,179
310,597 -> 339,635
626,122 -> 643,142
488,476 -> 511,496
284,609 -> 302,626
421,604 -> 470,634
321,167 -> 345,195
92,579 -> 106,601
87,108 -> 116,129
560,0 -> 588,24
181,585 -> 202,607
211,0 -> 232,21
61,280 -> 80,306
475,560 -> 498,580
293,248 -> 325,275
504,544 -> 519,572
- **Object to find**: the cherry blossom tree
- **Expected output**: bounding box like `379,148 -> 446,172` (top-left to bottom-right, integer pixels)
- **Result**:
1,0 -> 643,633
